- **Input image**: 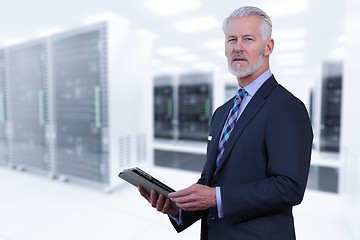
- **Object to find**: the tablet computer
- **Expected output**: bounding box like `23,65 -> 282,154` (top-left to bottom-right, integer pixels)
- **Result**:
118,167 -> 178,209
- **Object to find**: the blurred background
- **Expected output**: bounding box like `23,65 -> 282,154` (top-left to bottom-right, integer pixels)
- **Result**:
0,0 -> 359,239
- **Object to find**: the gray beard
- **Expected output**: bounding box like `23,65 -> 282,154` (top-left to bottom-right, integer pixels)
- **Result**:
228,54 -> 265,78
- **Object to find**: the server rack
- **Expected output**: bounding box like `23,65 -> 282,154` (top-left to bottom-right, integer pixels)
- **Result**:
304,62 -> 343,193
320,62 -> 342,152
154,76 -> 175,139
0,48 -> 8,166
178,73 -> 212,141
51,26 -> 107,184
7,40 -> 49,172
153,72 -> 215,172
153,72 -> 214,142
51,21 -> 153,190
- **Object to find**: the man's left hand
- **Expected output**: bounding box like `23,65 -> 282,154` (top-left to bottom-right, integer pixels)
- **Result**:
168,183 -> 216,211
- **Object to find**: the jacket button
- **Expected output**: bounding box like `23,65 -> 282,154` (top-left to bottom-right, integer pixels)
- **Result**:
209,215 -> 216,221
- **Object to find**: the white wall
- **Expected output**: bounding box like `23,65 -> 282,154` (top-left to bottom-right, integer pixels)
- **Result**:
341,0 -> 360,238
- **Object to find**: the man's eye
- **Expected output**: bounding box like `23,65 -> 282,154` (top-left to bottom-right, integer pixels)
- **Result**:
228,39 -> 236,42
244,38 -> 253,41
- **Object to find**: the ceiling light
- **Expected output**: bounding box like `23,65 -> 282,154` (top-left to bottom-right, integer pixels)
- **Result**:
156,47 -> 186,56
145,0 -> 201,17
273,28 -> 307,41
204,39 -> 224,50
260,0 -> 309,18
192,62 -> 215,70
275,40 -> 306,52
274,52 -> 304,62
276,58 -> 304,67
156,65 -> 181,73
173,54 -> 199,62
175,16 -> 220,33
137,29 -> 158,40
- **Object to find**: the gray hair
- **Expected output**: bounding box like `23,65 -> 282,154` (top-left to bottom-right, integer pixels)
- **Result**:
222,6 -> 272,41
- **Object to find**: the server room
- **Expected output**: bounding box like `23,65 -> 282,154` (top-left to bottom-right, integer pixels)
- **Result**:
0,0 -> 359,239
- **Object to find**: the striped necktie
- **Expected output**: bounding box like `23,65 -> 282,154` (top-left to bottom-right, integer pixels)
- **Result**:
216,89 -> 246,167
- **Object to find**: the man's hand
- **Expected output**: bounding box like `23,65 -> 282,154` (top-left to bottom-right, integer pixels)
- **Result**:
168,184 -> 216,211
138,186 -> 180,216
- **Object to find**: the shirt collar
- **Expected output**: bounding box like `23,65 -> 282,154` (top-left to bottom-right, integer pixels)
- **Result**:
239,69 -> 272,97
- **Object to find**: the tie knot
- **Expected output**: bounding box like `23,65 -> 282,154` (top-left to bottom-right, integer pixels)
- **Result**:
237,88 -> 247,101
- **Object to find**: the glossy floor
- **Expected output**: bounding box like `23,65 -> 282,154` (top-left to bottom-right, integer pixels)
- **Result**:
0,166 -> 356,240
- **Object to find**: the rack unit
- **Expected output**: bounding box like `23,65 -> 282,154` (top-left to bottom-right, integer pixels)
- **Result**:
0,48 -> 8,166
0,20 -> 153,190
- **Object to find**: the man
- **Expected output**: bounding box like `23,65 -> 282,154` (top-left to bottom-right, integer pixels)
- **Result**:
139,6 -> 313,240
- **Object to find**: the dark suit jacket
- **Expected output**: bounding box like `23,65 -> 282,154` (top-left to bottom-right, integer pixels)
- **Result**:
170,75 -> 313,240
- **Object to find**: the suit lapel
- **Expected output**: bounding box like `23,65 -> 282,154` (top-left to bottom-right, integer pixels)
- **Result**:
213,76 -> 278,177
205,99 -> 234,184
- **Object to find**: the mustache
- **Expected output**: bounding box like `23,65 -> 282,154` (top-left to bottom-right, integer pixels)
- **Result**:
230,53 -> 248,62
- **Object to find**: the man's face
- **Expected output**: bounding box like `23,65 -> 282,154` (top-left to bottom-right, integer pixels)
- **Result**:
225,16 -> 266,78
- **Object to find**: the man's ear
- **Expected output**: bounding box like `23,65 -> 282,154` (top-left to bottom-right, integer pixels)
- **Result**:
264,38 -> 274,56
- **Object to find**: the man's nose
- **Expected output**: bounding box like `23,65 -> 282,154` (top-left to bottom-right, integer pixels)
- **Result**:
233,41 -> 244,52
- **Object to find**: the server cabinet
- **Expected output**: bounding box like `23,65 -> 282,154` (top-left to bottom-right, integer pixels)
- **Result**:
320,62 -> 342,152
154,76 -> 174,139
52,27 -> 106,183
178,73 -> 212,141
0,48 -> 8,166
51,21 -> 153,189
7,40 -> 49,171
154,71 -> 226,171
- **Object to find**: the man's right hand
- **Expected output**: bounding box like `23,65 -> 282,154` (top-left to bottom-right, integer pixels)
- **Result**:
138,185 -> 180,217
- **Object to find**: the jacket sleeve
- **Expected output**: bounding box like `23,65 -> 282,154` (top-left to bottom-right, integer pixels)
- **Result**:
169,209 -> 203,233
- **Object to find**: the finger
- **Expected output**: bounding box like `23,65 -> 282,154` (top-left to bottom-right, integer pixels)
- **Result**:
138,186 -> 150,202
168,188 -> 191,200
169,184 -> 195,200
156,194 -> 165,212
163,198 -> 171,212
150,189 -> 158,208
168,189 -> 189,199
171,193 -> 196,205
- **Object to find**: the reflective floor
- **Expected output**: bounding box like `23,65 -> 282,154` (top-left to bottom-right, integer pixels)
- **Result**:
0,166 -> 356,240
